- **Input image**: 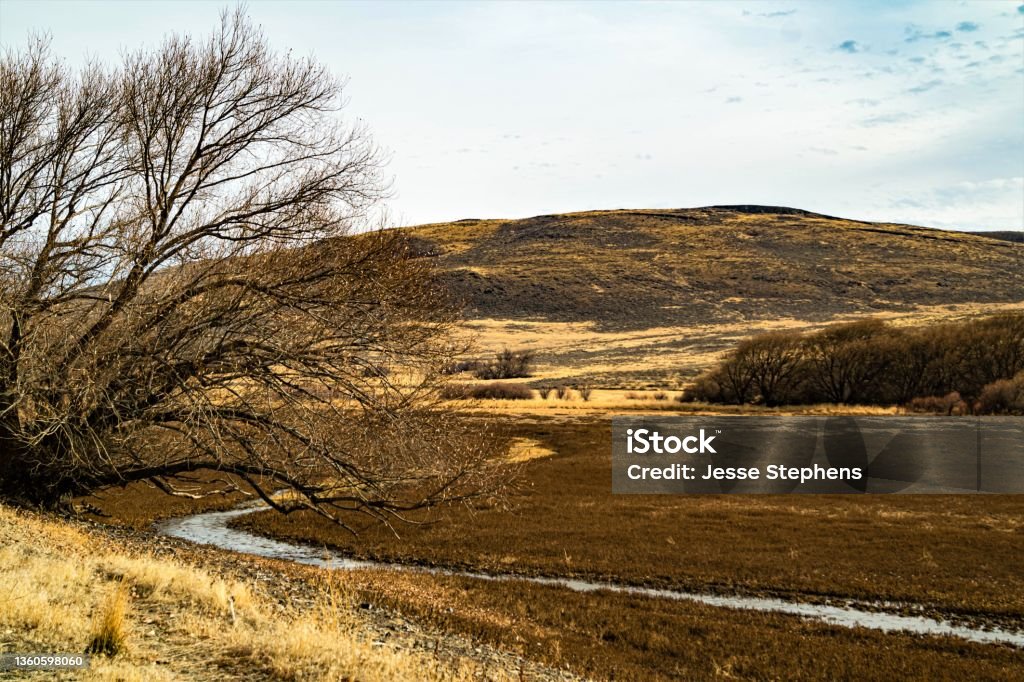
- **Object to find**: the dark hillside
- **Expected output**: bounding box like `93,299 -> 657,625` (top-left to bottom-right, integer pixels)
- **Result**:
395,207 -> 1023,329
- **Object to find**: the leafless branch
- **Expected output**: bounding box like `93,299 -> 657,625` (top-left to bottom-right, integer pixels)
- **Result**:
0,9 -> 507,520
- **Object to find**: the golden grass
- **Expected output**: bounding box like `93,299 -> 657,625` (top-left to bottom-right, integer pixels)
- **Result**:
453,302 -> 1024,390
408,208 -> 1023,352
506,437 -> 556,463
0,504 -> 502,681
442,388 -> 899,416
86,582 -> 130,656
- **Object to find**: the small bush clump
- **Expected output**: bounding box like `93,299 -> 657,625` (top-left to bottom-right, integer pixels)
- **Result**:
976,371 -> 1024,414
555,385 -> 572,400
441,360 -> 481,376
907,392 -> 968,415
579,386 -> 593,401
473,348 -> 535,380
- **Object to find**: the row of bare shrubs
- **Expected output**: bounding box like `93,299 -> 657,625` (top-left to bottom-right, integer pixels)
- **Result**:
906,374 -> 1024,415
440,383 -> 597,401
683,313 -> 1024,412
440,382 -> 534,400
538,386 -> 592,401
443,349 -> 535,380
624,391 -> 670,401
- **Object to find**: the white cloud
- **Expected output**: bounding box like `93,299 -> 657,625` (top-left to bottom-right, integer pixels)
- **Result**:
1,0 -> 1020,230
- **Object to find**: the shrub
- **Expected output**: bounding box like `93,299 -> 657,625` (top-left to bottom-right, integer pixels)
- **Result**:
624,391 -> 647,400
976,372 -> 1024,415
652,391 -> 668,401
681,370 -> 732,403
538,387 -> 553,400
473,348 -> 535,380
802,321 -> 892,404
441,360 -> 481,376
579,386 -> 593,401
736,332 -> 806,405
440,382 -> 533,400
907,392 -> 967,415
555,385 -> 571,400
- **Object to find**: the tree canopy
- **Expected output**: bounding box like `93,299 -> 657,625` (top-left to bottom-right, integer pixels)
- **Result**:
0,9 -> 505,526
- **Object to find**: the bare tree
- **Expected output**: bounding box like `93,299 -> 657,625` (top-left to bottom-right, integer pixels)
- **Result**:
0,10 -> 505,526
739,332 -> 804,406
718,347 -> 757,404
801,320 -> 891,404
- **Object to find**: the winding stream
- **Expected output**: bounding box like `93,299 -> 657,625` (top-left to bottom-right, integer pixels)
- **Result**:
157,504 -> 1024,649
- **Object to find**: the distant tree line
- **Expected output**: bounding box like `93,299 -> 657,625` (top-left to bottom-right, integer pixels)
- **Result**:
682,313 -> 1024,413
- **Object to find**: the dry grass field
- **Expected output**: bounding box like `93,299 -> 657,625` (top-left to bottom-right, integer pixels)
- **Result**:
74,416 -> 1024,680
232,419 -> 1024,625
436,390 -> 901,416
63,461 -> 1024,681
448,301 -> 1024,389
352,570 -> 1024,681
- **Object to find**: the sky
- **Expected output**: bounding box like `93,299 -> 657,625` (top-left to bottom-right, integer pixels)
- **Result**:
1,1 -> 1022,231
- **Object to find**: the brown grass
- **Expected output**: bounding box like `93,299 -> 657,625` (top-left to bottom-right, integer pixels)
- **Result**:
78,476 -> 250,529
434,390 -> 899,416
75,415 -> 1024,680
440,382 -> 534,400
409,208 -> 1024,338
234,418 -> 1024,622
349,569 -> 1024,682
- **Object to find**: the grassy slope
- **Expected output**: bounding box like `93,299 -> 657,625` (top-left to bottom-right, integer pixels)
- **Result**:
0,504 -> 541,682
395,206 -> 1024,330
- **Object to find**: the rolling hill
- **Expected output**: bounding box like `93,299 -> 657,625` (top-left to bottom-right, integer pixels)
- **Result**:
398,206 -> 1024,330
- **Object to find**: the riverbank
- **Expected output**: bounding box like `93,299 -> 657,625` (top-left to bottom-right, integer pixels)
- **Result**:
0,504 -> 574,681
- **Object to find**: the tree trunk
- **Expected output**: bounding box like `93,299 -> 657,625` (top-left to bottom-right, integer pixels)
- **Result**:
0,420 -> 79,509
